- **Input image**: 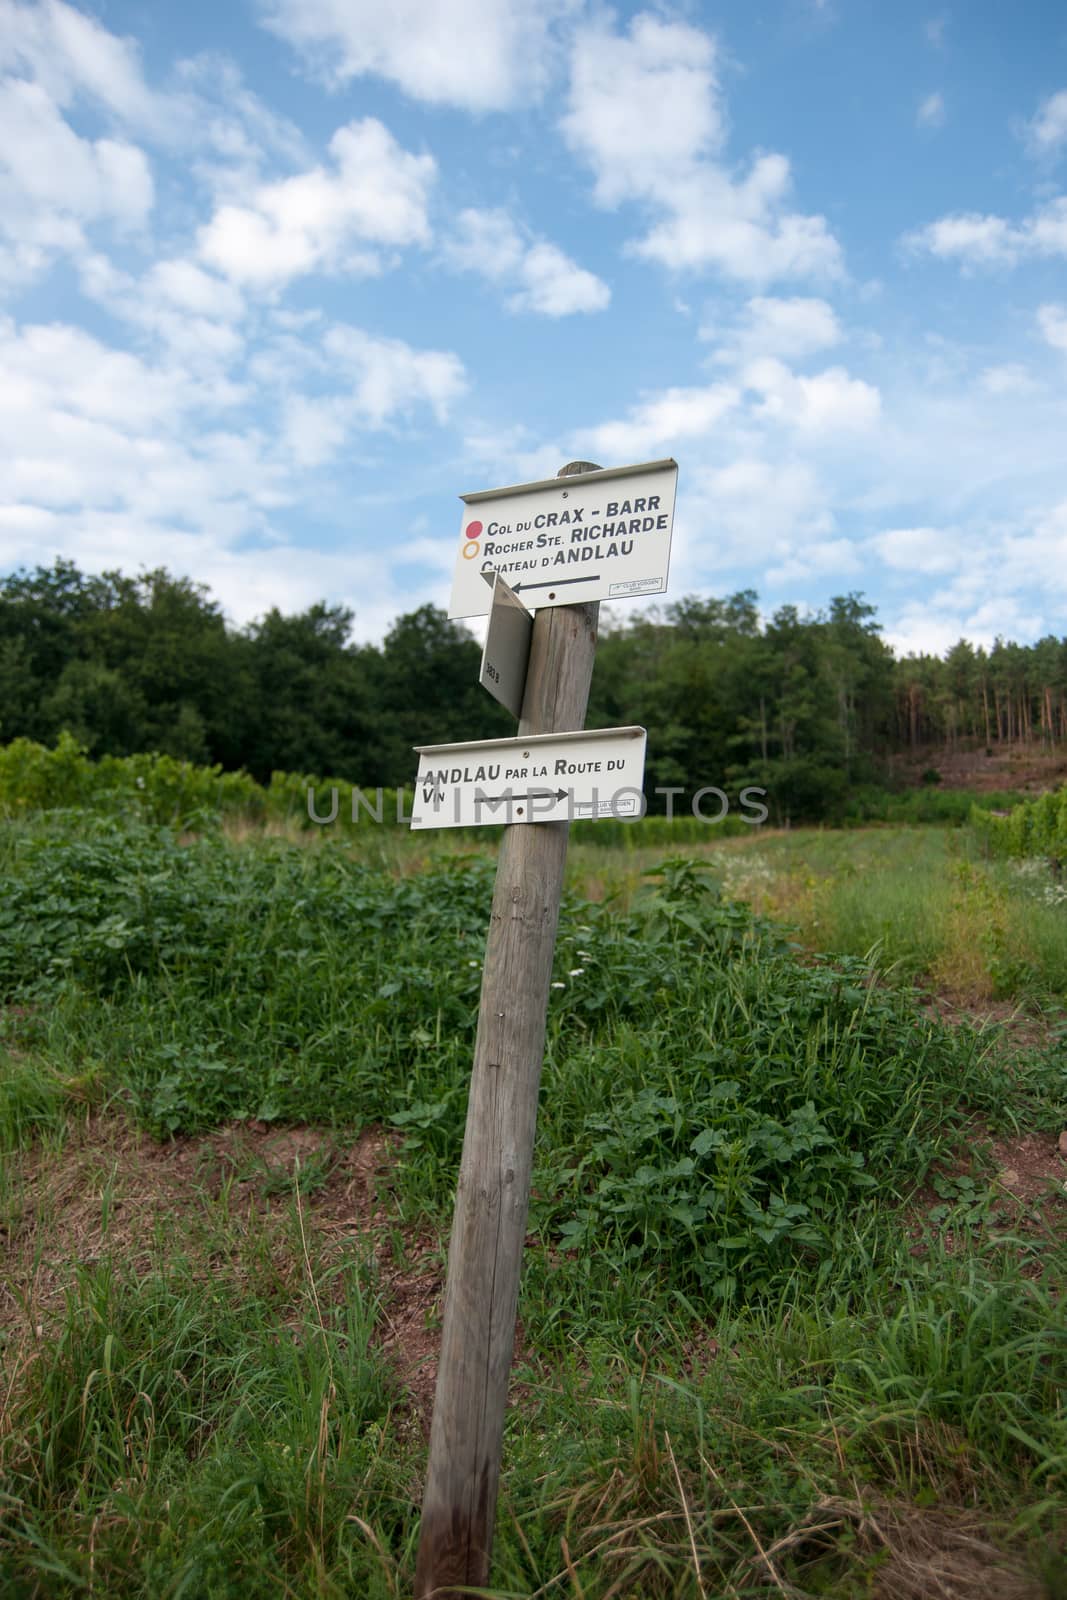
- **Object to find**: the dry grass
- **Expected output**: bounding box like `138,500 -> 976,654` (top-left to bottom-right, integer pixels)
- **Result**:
764,1492 -> 1048,1599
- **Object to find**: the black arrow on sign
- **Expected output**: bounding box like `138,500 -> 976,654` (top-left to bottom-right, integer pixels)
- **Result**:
477,788 -> 568,806
511,576 -> 595,595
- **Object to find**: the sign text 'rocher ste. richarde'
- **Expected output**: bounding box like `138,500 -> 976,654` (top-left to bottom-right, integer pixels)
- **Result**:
448,458 -> 678,620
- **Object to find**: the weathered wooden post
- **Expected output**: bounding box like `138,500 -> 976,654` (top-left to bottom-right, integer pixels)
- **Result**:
412,454 -> 678,1597
414,461 -> 601,1598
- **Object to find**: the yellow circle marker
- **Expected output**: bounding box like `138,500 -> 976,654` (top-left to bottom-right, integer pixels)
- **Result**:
462,541 -> 481,560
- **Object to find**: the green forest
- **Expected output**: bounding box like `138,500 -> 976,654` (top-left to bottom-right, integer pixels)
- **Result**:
3,559 -> 1066,822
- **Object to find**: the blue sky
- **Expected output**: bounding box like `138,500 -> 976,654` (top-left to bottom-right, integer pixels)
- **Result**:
1,0 -> 1065,654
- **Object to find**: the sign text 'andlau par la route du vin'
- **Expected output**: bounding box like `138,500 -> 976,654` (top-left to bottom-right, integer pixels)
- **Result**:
448,458 -> 678,620
410,726 -> 647,829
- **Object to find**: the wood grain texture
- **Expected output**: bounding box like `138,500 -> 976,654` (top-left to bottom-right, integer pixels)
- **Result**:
414,471 -> 600,1600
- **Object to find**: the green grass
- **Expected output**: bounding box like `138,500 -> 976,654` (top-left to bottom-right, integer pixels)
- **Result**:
589,825 -> 1067,1006
1,811 -> 1065,1596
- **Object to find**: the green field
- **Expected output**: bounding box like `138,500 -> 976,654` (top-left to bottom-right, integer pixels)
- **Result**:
1,810 -> 1065,1597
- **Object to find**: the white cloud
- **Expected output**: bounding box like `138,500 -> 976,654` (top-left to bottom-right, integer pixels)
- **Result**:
0,0 -> 158,127
0,0 -> 308,166
0,318 -> 264,540
705,295 -> 842,361
282,395 -> 350,468
562,13 -> 723,205
884,610 -> 977,657
906,197 -> 1067,268
0,78 -> 153,255
979,363 -> 1038,395
322,325 -> 467,427
147,259 -> 246,321
443,207 -> 609,316
765,537 -> 861,585
906,212 -> 1016,266
924,15 -> 947,48
917,92 -> 945,128
561,13 -> 842,284
198,118 -> 434,288
869,525 -> 963,574
887,587 -> 1046,656
0,498 -> 416,642
579,382 -> 739,461
1027,88 -> 1067,157
508,241 -> 610,316
445,207 -> 525,281
680,456 -> 834,569
258,0 -> 577,111
0,310 -> 469,642
1037,302 -> 1067,352
0,2 -> 320,301
76,252 -> 246,372
743,358 -> 881,433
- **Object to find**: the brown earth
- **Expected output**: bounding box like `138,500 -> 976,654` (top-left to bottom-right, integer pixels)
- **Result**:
891,742 -> 1067,795
0,1116 -> 472,1441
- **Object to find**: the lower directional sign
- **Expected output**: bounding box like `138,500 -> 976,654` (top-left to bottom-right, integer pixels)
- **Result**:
410,726 -> 647,830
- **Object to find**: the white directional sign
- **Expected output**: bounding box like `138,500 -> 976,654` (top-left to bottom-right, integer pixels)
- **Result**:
449,459 -> 678,620
479,571 -> 533,718
410,726 -> 647,830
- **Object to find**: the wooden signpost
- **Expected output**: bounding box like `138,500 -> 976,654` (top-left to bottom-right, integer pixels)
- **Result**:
413,459 -> 676,1599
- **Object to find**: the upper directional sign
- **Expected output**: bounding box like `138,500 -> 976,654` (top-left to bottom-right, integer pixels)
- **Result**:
410,726 -> 647,830
449,459 -> 678,620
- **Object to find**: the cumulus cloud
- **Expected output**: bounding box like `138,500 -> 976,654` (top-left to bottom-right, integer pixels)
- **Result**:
561,12 -> 842,284
322,325 -> 467,427
77,252 -> 246,371
258,0 -> 577,111
743,358 -> 881,433
0,77 -> 153,287
0,0 -> 320,301
1038,302 -> 1067,352
579,382 -> 739,461
905,197 -> 1067,268
765,537 -> 861,585
705,295 -> 842,361
681,456 -> 834,569
977,363 -> 1038,396
869,525 -> 964,575
0,0 -> 159,127
0,307 -> 470,641
0,0 -> 303,167
1026,88 -> 1067,157
443,207 -> 609,315
198,118 -> 434,288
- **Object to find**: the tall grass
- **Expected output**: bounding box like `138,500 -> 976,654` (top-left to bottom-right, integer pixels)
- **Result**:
2,812 -> 1065,1595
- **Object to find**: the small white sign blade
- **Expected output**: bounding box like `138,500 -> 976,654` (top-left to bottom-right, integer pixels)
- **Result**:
410,726 -> 647,830
479,571 -> 533,719
449,459 -> 678,620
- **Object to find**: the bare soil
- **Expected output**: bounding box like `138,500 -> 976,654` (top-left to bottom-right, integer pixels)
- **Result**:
0,1115 -> 542,1443
891,742 -> 1067,795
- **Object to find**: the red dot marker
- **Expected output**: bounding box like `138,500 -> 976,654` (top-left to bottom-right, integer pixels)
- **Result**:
466,520 -> 483,540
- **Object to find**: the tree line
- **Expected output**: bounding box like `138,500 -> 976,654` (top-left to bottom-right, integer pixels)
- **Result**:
1,560 -> 1064,821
